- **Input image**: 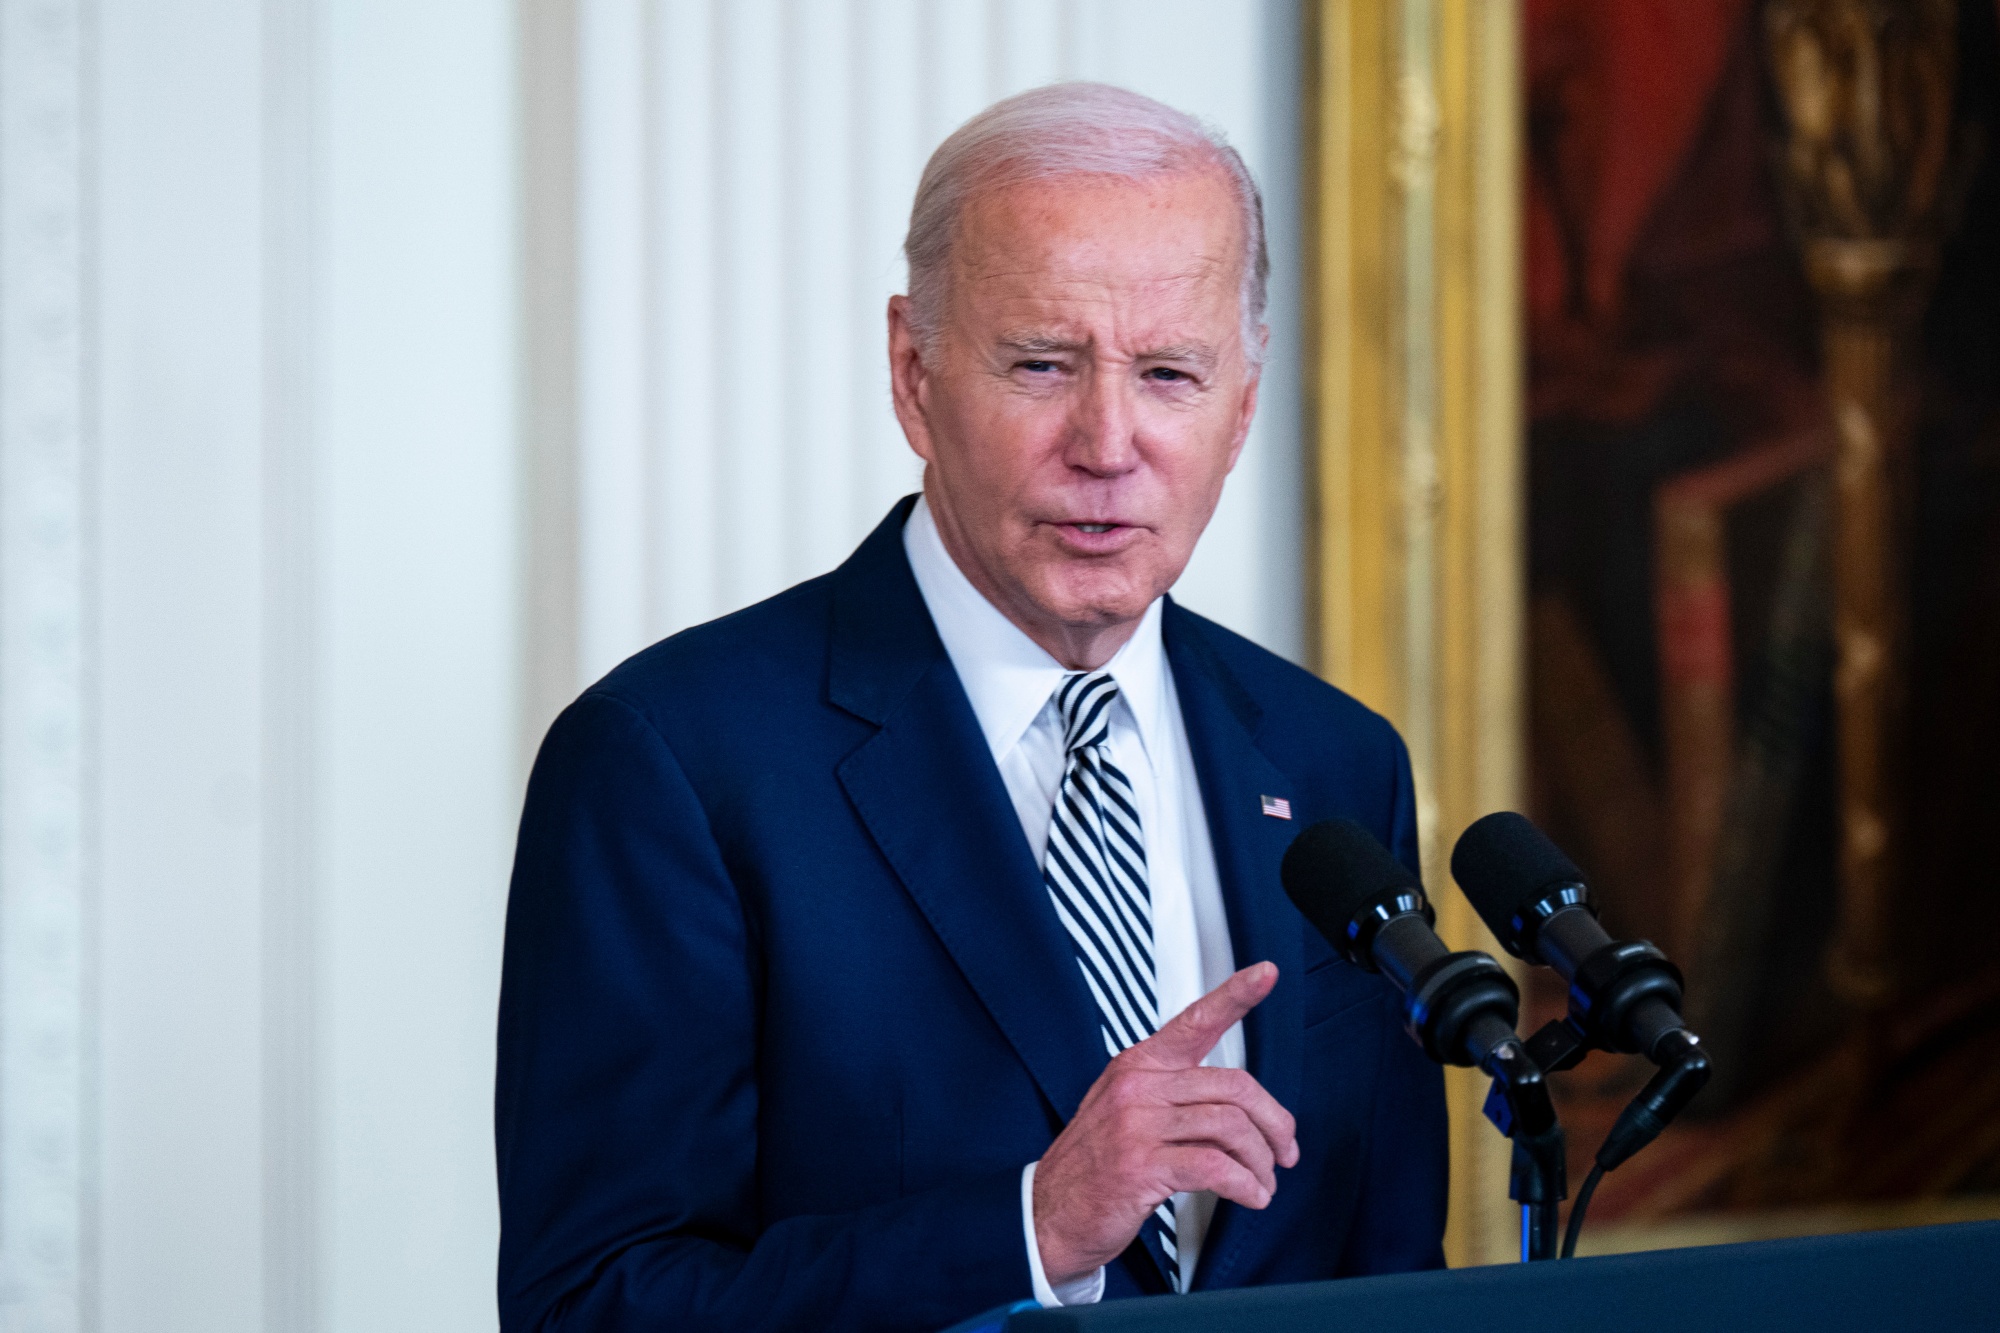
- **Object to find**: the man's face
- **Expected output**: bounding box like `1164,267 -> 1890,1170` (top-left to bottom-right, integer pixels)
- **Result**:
889,168 -> 1261,665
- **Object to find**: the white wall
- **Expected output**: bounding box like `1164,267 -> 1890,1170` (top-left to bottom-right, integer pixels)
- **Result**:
319,4 -> 517,1330
551,0 -> 1307,720
0,2 -> 1301,1329
95,6 -> 270,1329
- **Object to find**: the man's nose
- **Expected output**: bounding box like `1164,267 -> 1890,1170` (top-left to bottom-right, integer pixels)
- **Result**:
1064,366 -> 1140,477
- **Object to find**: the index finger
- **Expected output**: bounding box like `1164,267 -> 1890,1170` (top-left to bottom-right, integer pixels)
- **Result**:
1124,962 -> 1278,1072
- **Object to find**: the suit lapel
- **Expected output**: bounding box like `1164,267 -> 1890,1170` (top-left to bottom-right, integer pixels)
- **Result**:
830,500 -> 1107,1123
827,517 -> 1309,1291
1162,603 -> 1306,1291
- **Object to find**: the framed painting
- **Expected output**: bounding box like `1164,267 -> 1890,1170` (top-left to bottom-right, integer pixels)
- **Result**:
1307,0 -> 2000,1264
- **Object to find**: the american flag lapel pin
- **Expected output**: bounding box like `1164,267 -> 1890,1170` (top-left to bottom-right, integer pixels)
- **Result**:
1260,794 -> 1292,820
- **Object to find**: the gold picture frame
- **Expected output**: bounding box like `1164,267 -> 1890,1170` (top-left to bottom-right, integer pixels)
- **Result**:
1303,0 -> 1525,1269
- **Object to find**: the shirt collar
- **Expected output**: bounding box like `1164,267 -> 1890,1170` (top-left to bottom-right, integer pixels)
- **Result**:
903,493 -> 1168,766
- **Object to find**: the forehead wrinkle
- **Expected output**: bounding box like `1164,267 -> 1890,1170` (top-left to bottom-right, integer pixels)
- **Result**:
953,213 -> 1237,291
989,280 -> 1227,356
947,187 -> 1247,364
962,256 -> 1231,298
978,269 -> 1230,331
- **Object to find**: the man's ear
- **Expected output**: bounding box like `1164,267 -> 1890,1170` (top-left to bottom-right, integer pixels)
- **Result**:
887,295 -> 937,464
1222,327 -> 1268,473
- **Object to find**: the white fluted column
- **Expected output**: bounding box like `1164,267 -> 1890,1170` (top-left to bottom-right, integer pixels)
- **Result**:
0,1 -> 90,1325
0,1 -> 520,1328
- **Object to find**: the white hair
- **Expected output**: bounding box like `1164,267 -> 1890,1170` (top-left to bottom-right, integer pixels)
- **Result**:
903,81 -> 1269,367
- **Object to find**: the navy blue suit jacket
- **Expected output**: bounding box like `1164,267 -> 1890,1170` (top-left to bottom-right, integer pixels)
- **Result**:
495,499 -> 1448,1332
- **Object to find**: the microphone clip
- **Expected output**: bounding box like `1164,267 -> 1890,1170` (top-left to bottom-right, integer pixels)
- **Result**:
1477,1036 -> 1569,1263
1522,1014 -> 1591,1078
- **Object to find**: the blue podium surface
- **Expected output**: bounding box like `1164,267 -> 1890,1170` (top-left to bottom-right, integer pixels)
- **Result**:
958,1219 -> 2000,1332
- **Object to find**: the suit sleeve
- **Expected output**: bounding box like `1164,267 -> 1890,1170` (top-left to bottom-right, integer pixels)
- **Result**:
495,692 -> 1030,1333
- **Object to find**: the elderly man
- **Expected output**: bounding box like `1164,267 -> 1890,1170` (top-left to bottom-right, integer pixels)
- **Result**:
496,83 -> 1446,1331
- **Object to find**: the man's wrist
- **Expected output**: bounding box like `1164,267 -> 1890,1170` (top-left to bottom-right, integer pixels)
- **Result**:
1020,1162 -> 1105,1307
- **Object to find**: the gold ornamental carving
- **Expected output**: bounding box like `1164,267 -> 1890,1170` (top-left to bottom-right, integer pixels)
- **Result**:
1764,0 -> 1959,1006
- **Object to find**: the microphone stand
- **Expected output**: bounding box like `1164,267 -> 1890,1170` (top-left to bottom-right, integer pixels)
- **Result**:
1479,1040 -> 1566,1261
1522,1017 -> 1713,1259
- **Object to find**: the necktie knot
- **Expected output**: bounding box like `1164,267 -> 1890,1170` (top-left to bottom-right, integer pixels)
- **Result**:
1055,671 -> 1118,754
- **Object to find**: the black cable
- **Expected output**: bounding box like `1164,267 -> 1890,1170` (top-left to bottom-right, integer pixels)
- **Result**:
1558,1035 -> 1711,1260
1561,1162 -> 1605,1259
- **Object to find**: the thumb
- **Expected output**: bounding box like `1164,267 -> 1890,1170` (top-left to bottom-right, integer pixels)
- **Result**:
1124,962 -> 1278,1072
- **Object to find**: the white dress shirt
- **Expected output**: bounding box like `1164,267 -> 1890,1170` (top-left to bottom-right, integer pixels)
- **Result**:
902,496 -> 1245,1307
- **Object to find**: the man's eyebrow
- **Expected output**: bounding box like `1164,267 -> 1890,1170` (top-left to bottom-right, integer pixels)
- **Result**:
996,337 -> 1220,363
998,335 -> 1088,354
1142,343 -> 1218,363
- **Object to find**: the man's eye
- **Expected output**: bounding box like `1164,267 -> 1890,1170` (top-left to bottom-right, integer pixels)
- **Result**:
1018,360 -> 1058,373
1144,367 -> 1189,382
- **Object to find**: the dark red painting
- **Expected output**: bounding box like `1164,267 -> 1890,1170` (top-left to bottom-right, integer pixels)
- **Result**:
1523,0 -> 2000,1231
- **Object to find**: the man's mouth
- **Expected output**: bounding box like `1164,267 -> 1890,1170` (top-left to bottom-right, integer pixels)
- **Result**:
1051,519 -> 1140,548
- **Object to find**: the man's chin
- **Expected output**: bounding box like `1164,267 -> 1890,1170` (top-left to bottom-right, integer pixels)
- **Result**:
1027,574 -> 1167,631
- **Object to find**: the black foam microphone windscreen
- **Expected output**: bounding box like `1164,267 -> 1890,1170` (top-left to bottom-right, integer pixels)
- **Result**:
1280,816 -> 1419,945
1282,818 -> 1527,1070
1450,811 -> 1587,953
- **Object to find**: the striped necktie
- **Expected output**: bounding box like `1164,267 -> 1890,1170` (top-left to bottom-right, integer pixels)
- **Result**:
1041,670 -> 1181,1293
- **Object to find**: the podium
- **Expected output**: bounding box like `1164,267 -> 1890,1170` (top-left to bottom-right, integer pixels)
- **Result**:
946,1219 -> 2000,1332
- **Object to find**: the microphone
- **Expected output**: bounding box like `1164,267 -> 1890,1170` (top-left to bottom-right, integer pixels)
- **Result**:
1450,812 -> 1703,1062
1450,812 -> 1711,1179
1284,817 -> 1568,1262
1280,819 -> 1524,1075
